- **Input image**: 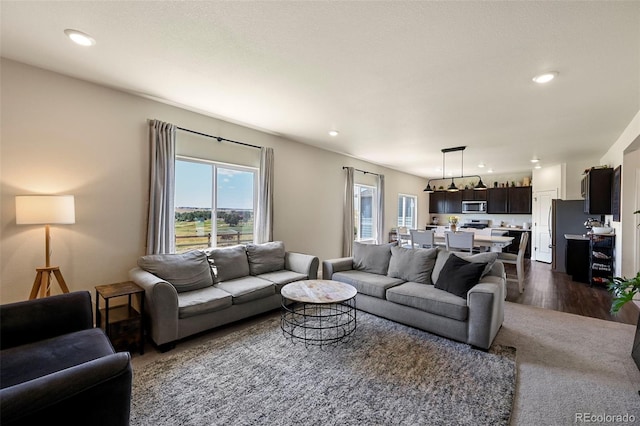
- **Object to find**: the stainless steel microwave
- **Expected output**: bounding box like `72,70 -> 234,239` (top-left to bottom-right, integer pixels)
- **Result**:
462,200 -> 487,214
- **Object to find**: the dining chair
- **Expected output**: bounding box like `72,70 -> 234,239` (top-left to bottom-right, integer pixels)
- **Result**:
444,231 -> 474,253
410,229 -> 435,249
497,231 -> 529,293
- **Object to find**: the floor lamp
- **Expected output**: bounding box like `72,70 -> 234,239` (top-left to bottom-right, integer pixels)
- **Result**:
15,195 -> 75,299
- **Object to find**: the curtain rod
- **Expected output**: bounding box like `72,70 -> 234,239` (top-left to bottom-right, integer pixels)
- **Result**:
177,126 -> 262,150
342,166 -> 381,177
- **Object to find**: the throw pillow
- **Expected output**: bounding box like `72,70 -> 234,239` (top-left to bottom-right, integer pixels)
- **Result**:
245,241 -> 286,275
434,254 -> 487,298
431,250 -> 498,283
387,246 -> 438,284
137,250 -> 213,293
204,245 -> 250,283
353,242 -> 394,275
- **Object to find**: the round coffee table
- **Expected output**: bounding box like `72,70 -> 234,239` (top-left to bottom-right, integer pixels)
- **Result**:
280,280 -> 357,347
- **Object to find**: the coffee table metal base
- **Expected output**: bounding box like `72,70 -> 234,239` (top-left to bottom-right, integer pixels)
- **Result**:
281,297 -> 356,347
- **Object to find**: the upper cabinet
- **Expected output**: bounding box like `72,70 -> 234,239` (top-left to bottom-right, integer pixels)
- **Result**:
581,167 -> 612,215
461,189 -> 487,201
428,191 -> 462,214
487,186 -> 532,214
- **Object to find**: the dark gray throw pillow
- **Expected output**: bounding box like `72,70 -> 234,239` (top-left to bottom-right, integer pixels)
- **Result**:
353,242 -> 394,275
432,250 -> 498,283
388,246 -> 438,284
434,254 -> 487,298
245,241 -> 286,275
137,250 -> 213,293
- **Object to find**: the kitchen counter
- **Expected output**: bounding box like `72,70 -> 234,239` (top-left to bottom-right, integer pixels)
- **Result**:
565,234 -> 589,240
492,227 -> 531,232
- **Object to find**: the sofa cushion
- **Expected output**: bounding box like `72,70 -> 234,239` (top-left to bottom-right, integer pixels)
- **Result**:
353,242 -> 394,275
257,270 -> 308,293
432,250 -> 498,283
332,270 -> 404,299
215,276 -> 275,304
205,245 -> 250,283
137,251 -> 213,293
387,246 -> 438,284
0,328 -> 114,388
386,282 -> 469,321
177,286 -> 233,319
434,254 -> 487,298
246,241 -> 286,275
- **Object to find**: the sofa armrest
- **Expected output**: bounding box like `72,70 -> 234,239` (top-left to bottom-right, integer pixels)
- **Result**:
466,278 -> 505,349
0,291 -> 93,350
129,267 -> 179,346
285,252 -> 319,279
322,257 -> 354,280
0,352 -> 132,426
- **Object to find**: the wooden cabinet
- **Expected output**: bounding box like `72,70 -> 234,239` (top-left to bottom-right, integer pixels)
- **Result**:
428,191 -> 462,214
503,229 -> 531,258
581,168 -> 612,214
487,186 -> 532,214
566,238 -> 590,284
462,189 -> 487,201
487,188 -> 509,214
508,186 -> 532,214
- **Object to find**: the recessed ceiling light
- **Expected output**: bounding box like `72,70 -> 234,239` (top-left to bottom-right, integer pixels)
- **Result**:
487,169 -> 494,173
478,163 -> 485,168
64,29 -> 96,47
328,130 -> 339,137
530,158 -> 540,163
532,72 -> 558,84
534,164 -> 542,169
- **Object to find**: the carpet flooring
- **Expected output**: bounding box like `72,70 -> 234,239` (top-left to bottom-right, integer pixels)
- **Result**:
131,312 -> 516,425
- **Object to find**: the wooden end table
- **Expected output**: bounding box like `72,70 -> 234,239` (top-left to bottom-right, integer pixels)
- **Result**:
95,281 -> 145,355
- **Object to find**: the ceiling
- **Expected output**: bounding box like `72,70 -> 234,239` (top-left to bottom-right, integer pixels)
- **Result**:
2,1 -> 639,179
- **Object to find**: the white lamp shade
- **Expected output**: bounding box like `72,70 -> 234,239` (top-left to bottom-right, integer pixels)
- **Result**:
16,195 -> 76,225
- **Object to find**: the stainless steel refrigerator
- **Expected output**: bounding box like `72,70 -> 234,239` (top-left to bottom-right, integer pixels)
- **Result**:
550,199 -> 593,273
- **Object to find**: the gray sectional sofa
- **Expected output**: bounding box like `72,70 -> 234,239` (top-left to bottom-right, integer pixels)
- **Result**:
129,241 -> 319,350
322,243 -> 506,350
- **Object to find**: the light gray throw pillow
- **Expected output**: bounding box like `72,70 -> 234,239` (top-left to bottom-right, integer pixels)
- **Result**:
431,250 -> 498,283
245,241 -> 286,275
388,246 -> 438,284
137,250 -> 213,293
353,242 -> 394,275
205,245 -> 250,283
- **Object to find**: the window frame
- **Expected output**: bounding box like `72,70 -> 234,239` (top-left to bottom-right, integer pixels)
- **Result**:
397,193 -> 418,230
175,155 -> 258,251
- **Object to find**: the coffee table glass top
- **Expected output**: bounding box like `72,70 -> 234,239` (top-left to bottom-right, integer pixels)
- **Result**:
281,280 -> 357,304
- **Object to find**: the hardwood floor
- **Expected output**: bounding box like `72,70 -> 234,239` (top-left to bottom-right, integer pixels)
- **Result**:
504,259 -> 639,326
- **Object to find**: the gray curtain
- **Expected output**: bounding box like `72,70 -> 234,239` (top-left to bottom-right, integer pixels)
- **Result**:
146,120 -> 176,254
343,167 -> 355,257
376,174 -> 385,244
255,147 -> 274,243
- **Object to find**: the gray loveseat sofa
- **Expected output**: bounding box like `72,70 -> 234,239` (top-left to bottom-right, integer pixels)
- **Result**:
322,243 -> 506,350
129,241 -> 318,350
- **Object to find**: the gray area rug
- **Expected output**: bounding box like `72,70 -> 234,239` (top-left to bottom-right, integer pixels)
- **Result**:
131,312 -> 516,425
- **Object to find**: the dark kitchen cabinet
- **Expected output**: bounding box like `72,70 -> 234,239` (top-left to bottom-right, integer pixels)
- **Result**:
581,167 -> 612,214
508,186 -> 532,214
487,188 -> 508,214
566,238 -> 590,284
462,189 -> 487,201
504,229 -> 532,258
428,191 -> 462,214
487,186 -> 532,214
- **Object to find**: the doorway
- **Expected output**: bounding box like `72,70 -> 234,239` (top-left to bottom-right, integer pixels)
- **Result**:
532,189 -> 557,263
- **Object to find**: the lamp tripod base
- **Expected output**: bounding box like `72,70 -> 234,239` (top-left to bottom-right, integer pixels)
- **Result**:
29,266 -> 70,299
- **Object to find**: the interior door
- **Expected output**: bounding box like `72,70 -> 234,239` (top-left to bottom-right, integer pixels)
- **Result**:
533,189 -> 556,263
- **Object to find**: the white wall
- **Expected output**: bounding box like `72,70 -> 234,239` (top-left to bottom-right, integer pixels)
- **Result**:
600,110 -> 640,278
0,59 -> 429,303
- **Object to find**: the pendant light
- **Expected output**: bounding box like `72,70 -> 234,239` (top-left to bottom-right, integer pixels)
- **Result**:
423,146 -> 487,192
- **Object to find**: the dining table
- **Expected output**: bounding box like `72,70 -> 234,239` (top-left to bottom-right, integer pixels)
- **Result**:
399,232 -> 514,252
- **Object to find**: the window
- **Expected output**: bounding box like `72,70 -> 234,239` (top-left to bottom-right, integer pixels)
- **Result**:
398,194 -> 417,229
354,184 -> 377,242
175,158 -> 257,253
